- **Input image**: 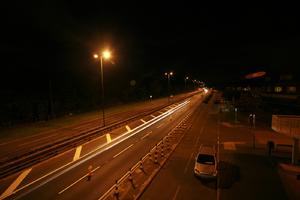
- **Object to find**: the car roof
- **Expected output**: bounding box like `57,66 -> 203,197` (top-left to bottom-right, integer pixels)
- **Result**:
198,145 -> 216,155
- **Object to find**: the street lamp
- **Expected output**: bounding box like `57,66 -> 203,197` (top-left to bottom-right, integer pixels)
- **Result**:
185,76 -> 189,90
192,79 -> 197,89
93,50 -> 111,127
165,72 -> 173,103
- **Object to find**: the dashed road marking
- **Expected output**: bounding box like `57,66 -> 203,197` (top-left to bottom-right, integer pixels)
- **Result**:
125,125 -> 131,132
0,168 -> 32,199
113,144 -> 134,158
184,152 -> 194,174
157,123 -> 164,128
58,166 -> 100,194
151,115 -> 156,118
73,146 -> 82,161
106,133 -> 112,143
172,185 -> 181,200
140,119 -> 146,123
141,131 -> 152,140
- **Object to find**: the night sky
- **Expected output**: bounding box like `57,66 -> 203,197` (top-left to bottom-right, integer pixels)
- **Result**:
1,1 -> 300,121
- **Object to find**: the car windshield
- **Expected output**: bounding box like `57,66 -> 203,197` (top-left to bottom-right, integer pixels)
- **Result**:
197,154 -> 215,165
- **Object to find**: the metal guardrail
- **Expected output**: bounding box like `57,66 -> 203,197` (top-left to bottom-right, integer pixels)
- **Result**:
0,92 -> 199,179
272,115 -> 300,139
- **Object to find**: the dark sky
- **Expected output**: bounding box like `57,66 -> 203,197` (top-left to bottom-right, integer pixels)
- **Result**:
1,1 -> 300,93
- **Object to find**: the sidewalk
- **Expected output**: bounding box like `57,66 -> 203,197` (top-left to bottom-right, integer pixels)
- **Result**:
223,110 -> 300,200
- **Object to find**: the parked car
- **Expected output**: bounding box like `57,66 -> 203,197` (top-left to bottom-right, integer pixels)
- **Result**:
194,145 -> 217,179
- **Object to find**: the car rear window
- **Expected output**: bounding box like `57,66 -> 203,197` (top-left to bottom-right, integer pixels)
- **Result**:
197,154 -> 215,165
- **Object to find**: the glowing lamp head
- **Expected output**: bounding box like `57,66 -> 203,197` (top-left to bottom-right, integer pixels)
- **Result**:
102,50 -> 111,60
170,72 -> 173,76
93,54 -> 99,59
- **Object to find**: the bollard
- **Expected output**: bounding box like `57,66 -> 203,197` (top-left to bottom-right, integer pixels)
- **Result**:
87,165 -> 93,181
129,171 -> 135,189
149,152 -> 152,162
166,137 -> 170,150
139,162 -> 146,174
114,180 -> 119,199
154,151 -> 158,164
267,141 -> 275,156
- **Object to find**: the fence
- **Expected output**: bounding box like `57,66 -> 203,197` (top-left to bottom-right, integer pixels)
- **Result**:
272,115 -> 300,139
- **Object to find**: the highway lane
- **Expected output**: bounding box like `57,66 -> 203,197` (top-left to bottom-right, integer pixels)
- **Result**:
0,93 -> 204,199
0,92 -> 197,165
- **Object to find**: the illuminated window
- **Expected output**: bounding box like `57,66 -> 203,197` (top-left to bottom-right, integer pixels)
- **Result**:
287,86 -> 296,93
274,86 -> 282,93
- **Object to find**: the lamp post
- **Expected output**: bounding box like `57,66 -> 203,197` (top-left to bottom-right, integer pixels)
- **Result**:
185,76 -> 189,90
165,72 -> 173,103
193,79 -> 197,89
93,50 -> 111,127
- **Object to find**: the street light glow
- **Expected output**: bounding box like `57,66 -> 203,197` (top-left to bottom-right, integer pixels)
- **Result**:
92,49 -> 113,127
170,72 -> 173,76
102,50 -> 111,60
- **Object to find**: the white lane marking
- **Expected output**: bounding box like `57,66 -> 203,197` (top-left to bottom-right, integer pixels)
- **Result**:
151,115 -> 156,118
106,133 -> 112,143
172,185 -> 181,200
141,131 -> 152,140
0,168 -> 32,199
11,100 -> 190,199
156,123 -> 164,128
98,100 -> 191,200
73,146 -> 82,161
223,142 -> 236,150
158,111 -> 164,114
184,152 -> 194,174
113,144 -> 134,158
140,119 -> 146,123
58,166 -> 100,194
125,125 -> 131,132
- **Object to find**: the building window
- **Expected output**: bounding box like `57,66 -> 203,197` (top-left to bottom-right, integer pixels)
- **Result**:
287,86 -> 296,93
280,74 -> 293,80
274,86 -> 283,93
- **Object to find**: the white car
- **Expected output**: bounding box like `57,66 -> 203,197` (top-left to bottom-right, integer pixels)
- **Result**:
194,145 -> 217,178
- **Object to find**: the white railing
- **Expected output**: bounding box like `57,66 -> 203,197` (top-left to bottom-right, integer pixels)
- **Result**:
272,115 -> 300,139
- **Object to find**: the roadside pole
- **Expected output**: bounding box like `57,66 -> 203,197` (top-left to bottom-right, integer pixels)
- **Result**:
253,114 -> 256,149
249,113 -> 256,149
217,105 -> 221,200
234,107 -> 238,123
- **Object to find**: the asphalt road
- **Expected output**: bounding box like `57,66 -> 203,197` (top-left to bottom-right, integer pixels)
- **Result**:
140,93 -> 288,200
0,92 -> 204,199
0,92 -> 196,164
